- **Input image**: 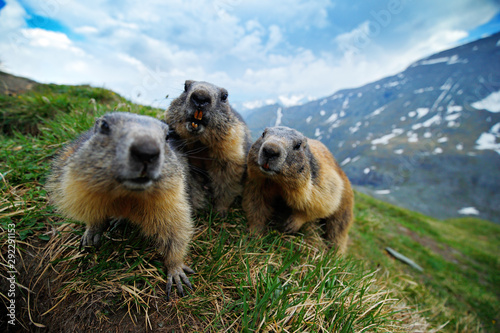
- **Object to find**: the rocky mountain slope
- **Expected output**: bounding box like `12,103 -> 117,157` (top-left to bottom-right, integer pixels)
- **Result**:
244,32 -> 500,223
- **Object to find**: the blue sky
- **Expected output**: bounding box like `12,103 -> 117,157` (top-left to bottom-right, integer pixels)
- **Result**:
1,0 -> 499,110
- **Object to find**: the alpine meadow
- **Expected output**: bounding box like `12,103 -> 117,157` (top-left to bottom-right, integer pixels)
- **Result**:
1,70 -> 499,332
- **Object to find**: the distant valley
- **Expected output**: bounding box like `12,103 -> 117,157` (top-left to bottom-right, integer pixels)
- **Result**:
244,32 -> 500,223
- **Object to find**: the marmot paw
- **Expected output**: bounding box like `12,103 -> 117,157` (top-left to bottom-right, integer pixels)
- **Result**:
283,218 -> 302,234
79,228 -> 103,251
166,264 -> 195,301
248,223 -> 266,235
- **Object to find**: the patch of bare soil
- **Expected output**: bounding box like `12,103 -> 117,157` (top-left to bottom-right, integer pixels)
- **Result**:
0,71 -> 38,96
397,225 -> 460,264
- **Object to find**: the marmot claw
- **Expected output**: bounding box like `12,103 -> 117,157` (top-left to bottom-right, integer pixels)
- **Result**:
166,264 -> 195,301
79,228 -> 103,251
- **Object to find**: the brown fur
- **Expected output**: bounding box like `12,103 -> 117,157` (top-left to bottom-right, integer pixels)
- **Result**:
243,126 -> 354,253
165,80 -> 251,217
46,112 -> 194,298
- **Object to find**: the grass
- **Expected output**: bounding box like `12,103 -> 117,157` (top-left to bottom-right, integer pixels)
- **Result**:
0,82 -> 499,332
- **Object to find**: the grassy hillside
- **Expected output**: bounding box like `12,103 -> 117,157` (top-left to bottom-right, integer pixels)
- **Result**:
1,81 -> 499,332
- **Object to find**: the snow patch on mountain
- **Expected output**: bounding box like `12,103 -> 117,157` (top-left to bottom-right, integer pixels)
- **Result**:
277,94 -> 316,107
422,114 -> 442,127
367,106 -> 386,119
445,113 -> 461,122
412,123 -> 422,130
342,97 -> 349,109
349,122 -> 362,134
447,105 -> 463,113
458,207 -> 479,215
433,147 -> 443,154
385,81 -> 401,88
375,189 -> 391,195
416,108 -> 429,119
326,113 -> 338,123
407,131 -> 418,143
437,137 -> 448,143
413,54 -> 468,66
371,128 -> 404,145
414,87 -> 434,94
471,90 -> 500,112
275,107 -> 283,126
242,98 -> 276,110
341,157 -> 351,166
475,122 -> 500,154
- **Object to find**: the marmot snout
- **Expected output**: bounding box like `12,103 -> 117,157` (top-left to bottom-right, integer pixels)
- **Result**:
182,81 -> 226,134
103,118 -> 165,191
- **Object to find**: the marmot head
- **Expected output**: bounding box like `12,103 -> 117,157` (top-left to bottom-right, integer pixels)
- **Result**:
167,80 -> 232,137
73,112 -> 179,193
248,126 -> 318,184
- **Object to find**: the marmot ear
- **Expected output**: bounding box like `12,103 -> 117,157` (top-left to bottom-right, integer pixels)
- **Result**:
93,117 -> 103,133
293,140 -> 302,150
94,117 -> 110,135
220,88 -> 228,102
184,80 -> 194,92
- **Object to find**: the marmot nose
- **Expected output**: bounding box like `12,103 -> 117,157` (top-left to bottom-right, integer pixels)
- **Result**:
191,91 -> 211,108
262,145 -> 281,159
130,141 -> 160,164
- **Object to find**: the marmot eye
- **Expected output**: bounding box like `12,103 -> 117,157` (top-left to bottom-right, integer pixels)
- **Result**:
261,131 -> 266,138
293,141 -> 302,150
221,91 -> 228,102
100,120 -> 110,134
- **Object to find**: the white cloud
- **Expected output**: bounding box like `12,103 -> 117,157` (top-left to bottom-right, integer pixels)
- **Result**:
23,28 -> 78,51
1,0 -> 499,109
335,21 -> 372,57
74,26 -> 99,35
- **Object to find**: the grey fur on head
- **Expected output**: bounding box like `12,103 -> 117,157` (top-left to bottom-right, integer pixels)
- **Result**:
169,80 -> 233,136
68,112 -> 180,193
250,126 -> 319,183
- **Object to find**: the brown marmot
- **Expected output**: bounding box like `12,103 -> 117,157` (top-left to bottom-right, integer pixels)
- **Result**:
46,112 -> 194,299
165,80 -> 251,217
243,126 -> 354,253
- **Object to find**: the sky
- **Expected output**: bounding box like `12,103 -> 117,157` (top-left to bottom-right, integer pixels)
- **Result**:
1,0 -> 500,111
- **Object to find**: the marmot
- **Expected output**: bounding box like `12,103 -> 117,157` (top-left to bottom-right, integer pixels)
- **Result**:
46,112 -> 194,299
165,80 -> 251,217
243,126 -> 354,253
